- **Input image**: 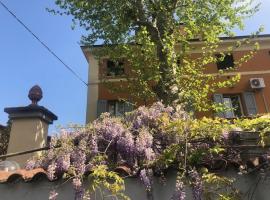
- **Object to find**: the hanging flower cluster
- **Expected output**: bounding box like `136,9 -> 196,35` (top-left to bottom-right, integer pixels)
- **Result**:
26,102 -> 270,200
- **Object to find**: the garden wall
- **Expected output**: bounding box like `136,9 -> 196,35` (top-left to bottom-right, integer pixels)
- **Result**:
0,169 -> 269,200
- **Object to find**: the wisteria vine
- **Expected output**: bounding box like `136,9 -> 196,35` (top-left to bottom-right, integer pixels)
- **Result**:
26,102 -> 270,200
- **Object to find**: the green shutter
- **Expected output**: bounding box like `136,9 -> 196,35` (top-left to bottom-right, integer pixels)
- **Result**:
97,100 -> 107,117
213,94 -> 225,118
243,92 -> 257,116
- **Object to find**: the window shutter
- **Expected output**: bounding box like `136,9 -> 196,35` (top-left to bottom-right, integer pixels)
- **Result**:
97,100 -> 107,117
213,94 -> 225,118
124,101 -> 134,113
243,92 -> 257,116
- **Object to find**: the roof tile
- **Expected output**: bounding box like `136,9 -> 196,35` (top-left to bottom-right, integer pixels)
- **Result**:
0,168 -> 48,183
0,165 -> 132,183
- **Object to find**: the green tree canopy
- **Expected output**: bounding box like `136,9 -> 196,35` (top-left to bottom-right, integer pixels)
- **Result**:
51,0 -> 261,112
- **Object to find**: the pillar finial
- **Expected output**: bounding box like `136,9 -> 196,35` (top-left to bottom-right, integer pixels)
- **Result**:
28,85 -> 43,105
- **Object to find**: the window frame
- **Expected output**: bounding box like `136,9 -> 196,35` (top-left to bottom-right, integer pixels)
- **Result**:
222,94 -> 244,118
216,53 -> 235,70
106,60 -> 125,77
107,100 -> 126,117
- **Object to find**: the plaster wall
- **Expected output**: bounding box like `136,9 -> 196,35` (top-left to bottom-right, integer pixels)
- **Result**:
86,54 -> 99,123
0,170 -> 270,200
6,118 -> 48,167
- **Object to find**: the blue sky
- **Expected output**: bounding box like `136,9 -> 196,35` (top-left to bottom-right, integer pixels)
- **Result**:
0,0 -> 87,133
0,0 -> 269,133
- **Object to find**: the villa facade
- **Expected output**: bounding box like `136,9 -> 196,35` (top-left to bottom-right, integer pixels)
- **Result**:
82,35 -> 270,123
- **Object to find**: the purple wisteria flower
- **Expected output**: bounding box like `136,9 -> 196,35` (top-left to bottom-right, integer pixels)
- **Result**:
93,115 -> 125,141
72,177 -> 82,190
47,162 -> 57,181
73,177 -> 85,200
30,102 -> 192,200
144,148 -> 156,161
117,131 -> 135,165
56,154 -> 70,172
88,134 -> 98,155
49,190 -> 58,200
139,169 -> 153,191
74,187 -> 85,200
171,179 -> 186,200
47,149 -> 55,160
136,128 -> 153,151
25,159 -> 36,170
129,102 -> 175,130
189,169 -> 203,200
135,128 -> 155,161
71,150 -> 86,174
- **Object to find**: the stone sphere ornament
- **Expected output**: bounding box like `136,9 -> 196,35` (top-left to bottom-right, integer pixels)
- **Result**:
28,85 -> 43,105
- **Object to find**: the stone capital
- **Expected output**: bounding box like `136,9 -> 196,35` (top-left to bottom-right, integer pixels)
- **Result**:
4,105 -> 57,124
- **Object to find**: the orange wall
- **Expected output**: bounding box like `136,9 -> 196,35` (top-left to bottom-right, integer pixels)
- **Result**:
97,48 -> 270,117
203,49 -> 270,74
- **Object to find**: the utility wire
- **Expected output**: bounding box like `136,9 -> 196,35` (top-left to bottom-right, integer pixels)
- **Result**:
0,0 -> 88,86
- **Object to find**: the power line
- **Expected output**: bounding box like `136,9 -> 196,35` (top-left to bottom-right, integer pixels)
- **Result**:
0,0 -> 88,87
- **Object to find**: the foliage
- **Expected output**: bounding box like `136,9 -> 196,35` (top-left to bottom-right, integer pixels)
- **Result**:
90,165 -> 129,199
233,115 -> 270,132
50,0 -> 261,111
26,102 -> 270,200
233,115 -> 270,146
0,121 -> 11,157
202,172 -> 241,200
0,129 -> 8,156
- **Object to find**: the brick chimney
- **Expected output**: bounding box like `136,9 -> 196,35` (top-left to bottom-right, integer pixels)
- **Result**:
4,85 -> 57,167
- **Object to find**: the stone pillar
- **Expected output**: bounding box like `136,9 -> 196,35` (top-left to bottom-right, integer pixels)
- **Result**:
4,85 -> 57,167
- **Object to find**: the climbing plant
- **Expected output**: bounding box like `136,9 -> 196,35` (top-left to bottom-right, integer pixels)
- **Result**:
27,102 -> 270,200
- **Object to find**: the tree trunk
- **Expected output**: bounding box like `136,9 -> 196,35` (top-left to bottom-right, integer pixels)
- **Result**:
152,13 -> 177,105
153,43 -> 176,105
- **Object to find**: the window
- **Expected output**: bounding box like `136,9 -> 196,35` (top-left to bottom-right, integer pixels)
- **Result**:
108,100 -> 126,117
97,100 -> 134,117
223,95 -> 243,118
216,54 -> 234,70
106,60 -> 125,76
213,92 -> 258,118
